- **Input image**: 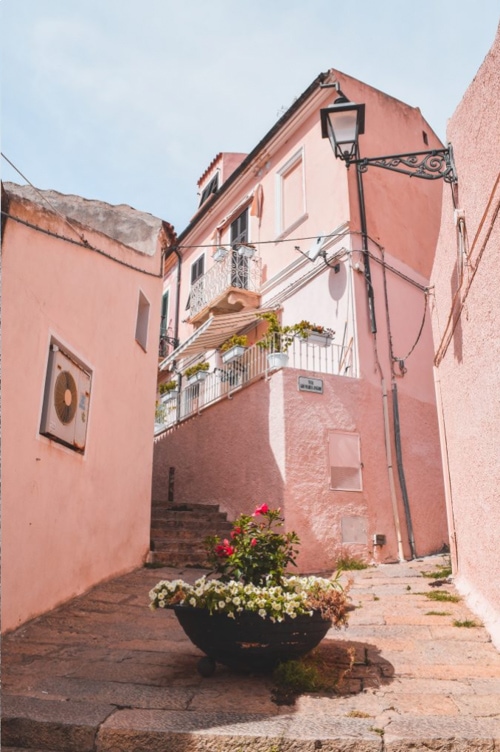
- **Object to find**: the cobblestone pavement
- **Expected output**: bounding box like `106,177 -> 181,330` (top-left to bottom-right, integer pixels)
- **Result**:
2,554 -> 500,751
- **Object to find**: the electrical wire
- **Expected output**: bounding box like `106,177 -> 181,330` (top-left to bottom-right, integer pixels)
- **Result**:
434,172 -> 500,366
1,210 -> 163,278
1,152 -> 90,245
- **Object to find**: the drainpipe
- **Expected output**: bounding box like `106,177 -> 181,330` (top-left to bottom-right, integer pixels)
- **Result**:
163,222 -> 182,349
433,366 -> 458,572
391,382 -> 416,559
380,377 -> 405,561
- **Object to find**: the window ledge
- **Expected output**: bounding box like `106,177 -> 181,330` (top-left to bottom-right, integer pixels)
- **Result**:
275,213 -> 308,243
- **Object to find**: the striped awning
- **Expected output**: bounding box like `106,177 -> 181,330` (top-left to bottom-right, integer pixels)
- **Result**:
159,308 -> 273,370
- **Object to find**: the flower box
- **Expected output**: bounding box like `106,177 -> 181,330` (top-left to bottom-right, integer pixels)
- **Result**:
186,371 -> 208,385
213,247 -> 228,262
304,331 -> 333,347
161,390 -> 179,403
236,244 -> 256,259
221,345 -> 246,364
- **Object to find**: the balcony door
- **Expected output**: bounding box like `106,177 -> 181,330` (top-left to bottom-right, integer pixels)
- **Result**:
230,208 -> 249,289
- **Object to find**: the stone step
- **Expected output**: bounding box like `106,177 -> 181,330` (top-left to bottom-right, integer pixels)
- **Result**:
151,510 -> 230,524
1,695 -> 111,752
151,501 -> 222,512
150,526 -> 232,541
148,549 -> 210,567
149,501 -> 234,568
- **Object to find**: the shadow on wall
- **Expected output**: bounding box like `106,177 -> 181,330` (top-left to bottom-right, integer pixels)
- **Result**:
152,378 -> 284,520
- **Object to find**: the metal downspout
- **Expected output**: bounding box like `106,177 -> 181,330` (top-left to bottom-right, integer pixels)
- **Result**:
381,378 -> 405,561
391,382 -> 417,559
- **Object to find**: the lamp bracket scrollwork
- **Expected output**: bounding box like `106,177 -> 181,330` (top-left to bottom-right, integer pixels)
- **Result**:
351,147 -> 457,183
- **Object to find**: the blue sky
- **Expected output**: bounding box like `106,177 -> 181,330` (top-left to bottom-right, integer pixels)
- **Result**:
2,1 -> 498,232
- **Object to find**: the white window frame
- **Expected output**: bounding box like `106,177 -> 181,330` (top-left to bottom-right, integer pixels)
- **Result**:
275,147 -> 307,238
328,430 -> 363,492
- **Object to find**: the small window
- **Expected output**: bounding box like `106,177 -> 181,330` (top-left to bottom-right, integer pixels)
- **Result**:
198,173 -> 219,207
191,254 -> 205,284
135,290 -> 150,351
186,254 -> 205,310
160,291 -> 169,336
328,431 -> 363,491
276,149 -> 306,235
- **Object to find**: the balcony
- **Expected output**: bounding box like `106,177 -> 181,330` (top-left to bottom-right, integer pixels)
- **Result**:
154,335 -> 355,434
188,250 -> 262,324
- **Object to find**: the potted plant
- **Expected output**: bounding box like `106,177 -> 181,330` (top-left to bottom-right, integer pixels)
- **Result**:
213,246 -> 229,262
184,361 -> 210,384
149,505 -> 350,675
235,243 -> 257,259
158,379 -> 179,402
256,312 -> 295,369
220,334 -> 248,364
294,320 -> 335,347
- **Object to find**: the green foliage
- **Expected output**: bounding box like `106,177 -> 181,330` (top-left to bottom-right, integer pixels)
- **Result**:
294,320 -> 335,339
421,564 -> 452,579
184,361 -> 210,378
425,610 -> 450,616
271,642 -> 356,704
158,379 -> 177,394
453,619 -> 479,628
347,710 -> 373,718
220,334 -> 248,352
205,505 -> 300,586
256,312 -> 295,353
415,591 -> 461,603
335,555 -> 368,571
273,660 -> 322,694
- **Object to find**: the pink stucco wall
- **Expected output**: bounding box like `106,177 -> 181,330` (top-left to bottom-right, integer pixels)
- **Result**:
2,191 -> 163,632
153,364 -> 447,571
156,68 -> 449,569
430,26 -> 500,648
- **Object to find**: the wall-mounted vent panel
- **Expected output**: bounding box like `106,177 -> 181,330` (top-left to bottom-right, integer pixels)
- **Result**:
40,345 -> 91,452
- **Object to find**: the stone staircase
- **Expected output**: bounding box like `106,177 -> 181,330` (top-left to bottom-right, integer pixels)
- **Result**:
149,501 -> 234,567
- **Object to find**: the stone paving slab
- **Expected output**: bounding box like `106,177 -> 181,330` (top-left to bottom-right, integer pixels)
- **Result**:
2,555 -> 500,752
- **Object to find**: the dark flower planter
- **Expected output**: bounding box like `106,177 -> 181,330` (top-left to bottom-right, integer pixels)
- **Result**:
170,605 -> 331,675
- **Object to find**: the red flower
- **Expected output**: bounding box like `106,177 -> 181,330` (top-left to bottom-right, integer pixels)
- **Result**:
215,539 -> 235,557
253,503 -> 269,516
250,538 -> 258,547
230,526 -> 242,539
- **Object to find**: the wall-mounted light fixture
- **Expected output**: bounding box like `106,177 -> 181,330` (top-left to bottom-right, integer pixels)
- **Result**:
320,92 -> 457,183
320,87 -> 457,335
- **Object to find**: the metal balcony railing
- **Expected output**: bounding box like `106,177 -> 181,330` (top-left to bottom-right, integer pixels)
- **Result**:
154,335 -> 355,434
189,251 -> 262,317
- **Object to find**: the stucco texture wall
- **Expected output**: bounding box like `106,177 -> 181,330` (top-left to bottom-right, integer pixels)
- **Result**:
153,366 -> 447,572
431,25 -> 500,648
2,201 -> 162,632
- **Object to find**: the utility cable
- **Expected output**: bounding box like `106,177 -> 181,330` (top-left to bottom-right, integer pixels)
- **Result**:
1,210 -> 163,278
1,152 -> 90,245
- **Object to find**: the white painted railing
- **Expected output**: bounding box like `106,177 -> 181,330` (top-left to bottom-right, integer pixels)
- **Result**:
154,336 -> 355,435
189,252 -> 262,317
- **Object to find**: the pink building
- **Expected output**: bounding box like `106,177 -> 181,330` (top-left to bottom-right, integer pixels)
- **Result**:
431,27 -> 500,648
153,69 -> 449,571
1,184 -> 165,632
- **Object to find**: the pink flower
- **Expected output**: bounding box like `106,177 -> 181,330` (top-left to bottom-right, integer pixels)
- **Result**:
250,538 -> 258,547
253,503 -> 269,516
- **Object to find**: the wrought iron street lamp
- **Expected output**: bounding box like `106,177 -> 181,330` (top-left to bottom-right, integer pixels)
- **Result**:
320,89 -> 457,335
320,93 -> 457,182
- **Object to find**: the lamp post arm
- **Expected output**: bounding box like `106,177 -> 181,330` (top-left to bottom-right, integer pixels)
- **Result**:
348,145 -> 457,183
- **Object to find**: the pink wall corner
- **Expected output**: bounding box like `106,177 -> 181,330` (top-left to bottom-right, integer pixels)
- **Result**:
2,198 -> 163,632
431,25 -> 500,648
